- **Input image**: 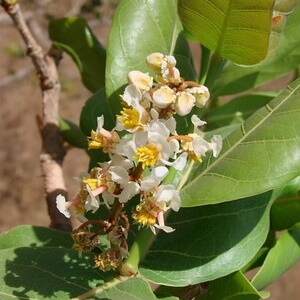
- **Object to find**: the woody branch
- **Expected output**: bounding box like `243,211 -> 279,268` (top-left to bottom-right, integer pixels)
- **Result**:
0,0 -> 72,231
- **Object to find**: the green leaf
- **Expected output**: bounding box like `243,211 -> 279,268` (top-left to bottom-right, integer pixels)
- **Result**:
105,0 -> 195,104
270,176 -> 300,230
92,278 -> 158,300
0,247 -> 112,299
251,223 -> 300,290
178,0 -> 274,65
49,17 -> 106,93
59,118 -> 88,149
197,271 -> 268,300
80,88 -> 116,136
0,225 -> 72,250
212,2 -> 300,97
139,192 -> 272,286
180,77 -> 300,207
80,88 -> 116,168
206,92 -> 277,130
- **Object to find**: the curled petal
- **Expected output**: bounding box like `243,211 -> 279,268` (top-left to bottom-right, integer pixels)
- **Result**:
56,194 -> 71,218
128,70 -> 153,92
175,92 -> 195,116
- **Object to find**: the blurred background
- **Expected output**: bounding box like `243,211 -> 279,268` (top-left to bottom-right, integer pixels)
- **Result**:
0,1 -> 298,299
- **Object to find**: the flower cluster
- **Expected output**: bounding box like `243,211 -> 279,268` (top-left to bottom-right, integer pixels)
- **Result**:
56,52 -> 222,271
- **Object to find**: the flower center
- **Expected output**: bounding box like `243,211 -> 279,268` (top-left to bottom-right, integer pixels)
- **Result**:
134,144 -> 159,169
117,108 -> 140,130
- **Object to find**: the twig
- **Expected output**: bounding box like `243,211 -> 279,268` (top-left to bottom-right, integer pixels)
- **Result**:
1,0 -> 71,231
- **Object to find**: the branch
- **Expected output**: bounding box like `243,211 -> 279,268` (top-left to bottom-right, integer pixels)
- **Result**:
1,0 -> 71,231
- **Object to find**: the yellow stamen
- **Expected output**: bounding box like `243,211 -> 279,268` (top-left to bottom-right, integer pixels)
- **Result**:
117,108 -> 140,130
134,144 -> 159,169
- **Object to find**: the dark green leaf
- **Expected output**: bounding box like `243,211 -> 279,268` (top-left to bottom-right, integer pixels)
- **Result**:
270,176 -> 300,230
212,3 -> 300,97
49,17 -> 106,92
140,192 -> 272,286
80,88 -> 116,167
197,271 -> 268,300
59,118 -> 88,149
178,0 -> 274,65
251,223 -> 300,290
180,78 -> 300,207
80,87 -> 116,136
106,0 -> 195,105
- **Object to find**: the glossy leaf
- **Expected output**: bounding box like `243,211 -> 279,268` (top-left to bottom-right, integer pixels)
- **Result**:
59,118 -> 88,149
212,2 -> 300,97
180,77 -> 300,207
139,192 -> 272,286
49,18 -> 106,92
197,271 -> 268,300
105,0 -> 195,103
251,223 -> 300,290
178,0 -> 274,65
206,92 -> 277,130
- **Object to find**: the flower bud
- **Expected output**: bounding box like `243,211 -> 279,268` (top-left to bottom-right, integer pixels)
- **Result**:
152,86 -> 176,108
127,70 -> 153,92
189,86 -> 210,108
175,92 -> 195,116
146,52 -> 164,73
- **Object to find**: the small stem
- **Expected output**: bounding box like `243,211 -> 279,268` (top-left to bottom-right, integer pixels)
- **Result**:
118,227 -> 154,276
198,45 -> 211,84
108,200 -> 124,222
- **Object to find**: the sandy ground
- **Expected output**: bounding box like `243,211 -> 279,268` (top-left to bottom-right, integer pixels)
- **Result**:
0,1 -> 299,299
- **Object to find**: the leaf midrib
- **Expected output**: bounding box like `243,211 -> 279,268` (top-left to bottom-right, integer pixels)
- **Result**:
181,79 -> 300,194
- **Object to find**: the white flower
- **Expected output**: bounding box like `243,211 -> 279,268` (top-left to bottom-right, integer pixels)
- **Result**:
108,165 -> 140,203
127,70 -> 153,92
116,84 -> 149,132
155,184 -> 181,212
85,185 -> 100,212
56,194 -> 71,218
140,166 -> 169,191
175,91 -> 195,116
209,135 -> 223,157
146,52 -> 165,73
188,85 -> 210,108
152,86 -> 176,108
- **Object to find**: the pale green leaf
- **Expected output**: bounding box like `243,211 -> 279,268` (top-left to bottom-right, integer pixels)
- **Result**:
105,0 -> 195,103
212,3 -> 300,97
91,277 -> 157,300
180,78 -> 300,207
178,0 -> 274,65
251,223 -> 300,290
139,192 -> 272,286
0,225 -> 72,250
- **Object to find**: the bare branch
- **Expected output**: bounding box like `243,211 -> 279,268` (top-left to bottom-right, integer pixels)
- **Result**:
1,0 -> 71,231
